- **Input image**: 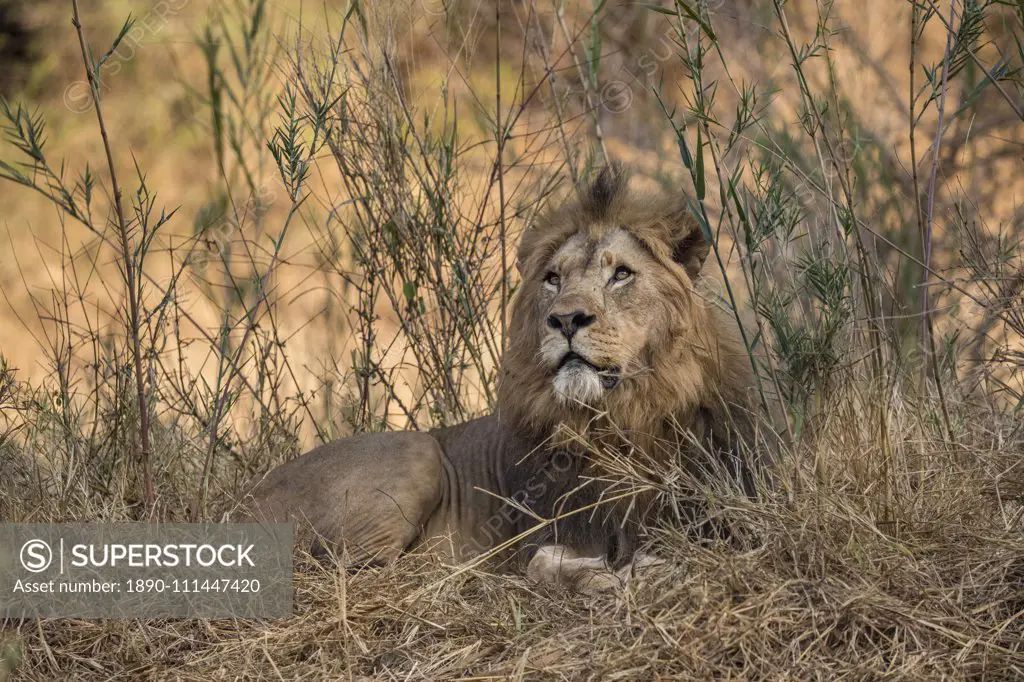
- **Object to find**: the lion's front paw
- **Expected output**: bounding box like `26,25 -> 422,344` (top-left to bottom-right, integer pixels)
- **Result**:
527,545 -> 664,594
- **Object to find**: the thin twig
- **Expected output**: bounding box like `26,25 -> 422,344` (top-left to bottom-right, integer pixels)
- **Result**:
554,3 -> 609,165
919,0 -> 1024,121
496,0 -> 509,351
71,0 -> 156,518
920,0 -> 958,445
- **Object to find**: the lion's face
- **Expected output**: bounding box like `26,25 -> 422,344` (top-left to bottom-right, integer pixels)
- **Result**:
537,227 -> 670,406
497,168 -> 744,439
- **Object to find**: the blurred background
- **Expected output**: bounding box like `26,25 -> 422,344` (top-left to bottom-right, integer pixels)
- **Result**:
0,0 -> 1021,511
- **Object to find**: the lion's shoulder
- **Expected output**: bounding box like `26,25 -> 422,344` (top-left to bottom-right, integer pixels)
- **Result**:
429,414 -> 538,476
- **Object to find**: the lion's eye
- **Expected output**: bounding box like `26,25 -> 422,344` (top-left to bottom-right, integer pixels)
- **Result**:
543,272 -> 561,288
611,265 -> 634,283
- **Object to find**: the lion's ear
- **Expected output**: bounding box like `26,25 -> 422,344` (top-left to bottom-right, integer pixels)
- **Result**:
515,228 -> 537,276
671,216 -> 710,279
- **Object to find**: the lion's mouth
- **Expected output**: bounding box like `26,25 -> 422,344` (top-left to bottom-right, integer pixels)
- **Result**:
557,352 -> 621,389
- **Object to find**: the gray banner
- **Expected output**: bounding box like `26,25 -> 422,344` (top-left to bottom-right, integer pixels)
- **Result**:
0,524 -> 293,619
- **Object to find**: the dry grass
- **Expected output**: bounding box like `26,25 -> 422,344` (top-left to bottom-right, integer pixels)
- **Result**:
1,0 -> 1023,679
4,414 -> 1022,680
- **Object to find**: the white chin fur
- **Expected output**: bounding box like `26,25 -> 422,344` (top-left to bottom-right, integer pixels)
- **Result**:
553,365 -> 605,406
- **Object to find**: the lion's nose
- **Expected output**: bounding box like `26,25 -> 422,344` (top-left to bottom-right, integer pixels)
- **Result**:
547,310 -> 596,340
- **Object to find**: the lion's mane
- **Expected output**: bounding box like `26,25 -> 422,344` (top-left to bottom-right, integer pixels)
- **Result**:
497,169 -> 759,457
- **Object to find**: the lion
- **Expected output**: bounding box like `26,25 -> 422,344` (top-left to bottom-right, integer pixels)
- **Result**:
247,166 -> 766,591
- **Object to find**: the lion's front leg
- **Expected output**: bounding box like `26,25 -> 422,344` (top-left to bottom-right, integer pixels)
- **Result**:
526,545 -> 665,594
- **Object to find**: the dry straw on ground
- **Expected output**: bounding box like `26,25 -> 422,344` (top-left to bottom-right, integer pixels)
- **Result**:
3,409 -> 1022,679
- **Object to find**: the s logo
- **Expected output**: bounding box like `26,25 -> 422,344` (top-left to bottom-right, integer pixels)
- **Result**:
20,539 -> 52,573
